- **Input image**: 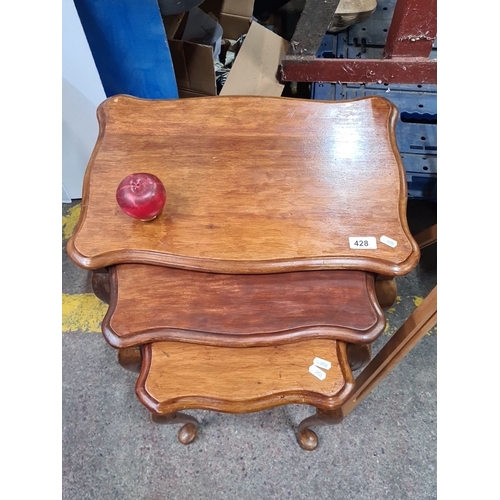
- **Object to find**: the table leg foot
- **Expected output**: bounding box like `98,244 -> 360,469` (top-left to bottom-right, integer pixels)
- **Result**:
347,343 -> 371,371
297,408 -> 344,451
375,278 -> 397,310
117,346 -> 142,372
178,422 -> 198,445
297,426 -> 319,451
150,412 -> 199,445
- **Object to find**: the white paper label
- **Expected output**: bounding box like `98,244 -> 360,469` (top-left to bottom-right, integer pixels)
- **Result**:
313,357 -> 331,370
309,365 -> 326,381
380,235 -> 398,248
349,237 -> 377,249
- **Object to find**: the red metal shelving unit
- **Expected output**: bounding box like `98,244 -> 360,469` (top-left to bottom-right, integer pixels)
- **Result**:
280,0 -> 437,84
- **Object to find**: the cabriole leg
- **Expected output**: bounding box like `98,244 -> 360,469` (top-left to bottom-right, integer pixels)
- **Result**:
117,346 -> 142,372
297,408 -> 344,451
91,269 -> 110,304
150,412 -> 199,445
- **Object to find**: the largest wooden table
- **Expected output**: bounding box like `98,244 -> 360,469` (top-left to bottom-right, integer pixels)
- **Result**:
67,95 -> 420,450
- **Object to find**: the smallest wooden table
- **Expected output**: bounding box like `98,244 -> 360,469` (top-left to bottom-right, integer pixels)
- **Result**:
139,339 -> 354,448
67,95 -> 420,450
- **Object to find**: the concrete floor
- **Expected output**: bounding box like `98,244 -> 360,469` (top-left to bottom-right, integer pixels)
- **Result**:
62,198 -> 437,500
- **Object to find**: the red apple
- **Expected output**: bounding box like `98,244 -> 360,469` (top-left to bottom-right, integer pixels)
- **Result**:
116,173 -> 167,221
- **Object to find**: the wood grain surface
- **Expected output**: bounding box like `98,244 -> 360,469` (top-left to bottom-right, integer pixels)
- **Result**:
136,339 -> 355,414
102,265 -> 386,348
66,95 -> 420,275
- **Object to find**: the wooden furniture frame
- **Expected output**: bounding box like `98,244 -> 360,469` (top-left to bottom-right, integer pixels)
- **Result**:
280,0 -> 437,84
67,95 -> 424,450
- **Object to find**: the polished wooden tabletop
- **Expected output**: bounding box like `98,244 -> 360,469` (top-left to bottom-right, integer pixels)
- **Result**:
102,265 -> 385,348
136,339 -> 354,414
66,95 -> 419,275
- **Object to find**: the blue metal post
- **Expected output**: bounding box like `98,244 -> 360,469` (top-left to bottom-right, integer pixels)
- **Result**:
73,0 -> 179,99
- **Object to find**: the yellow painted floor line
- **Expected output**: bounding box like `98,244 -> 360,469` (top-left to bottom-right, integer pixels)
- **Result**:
62,294 -> 108,333
384,295 -> 437,336
61,292 -> 436,336
62,203 -> 81,241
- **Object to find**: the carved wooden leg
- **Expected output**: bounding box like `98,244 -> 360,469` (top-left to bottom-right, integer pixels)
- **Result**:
346,343 -> 371,371
91,269 -> 110,304
117,346 -> 142,372
150,412 -> 199,445
375,277 -> 398,309
297,408 -> 345,451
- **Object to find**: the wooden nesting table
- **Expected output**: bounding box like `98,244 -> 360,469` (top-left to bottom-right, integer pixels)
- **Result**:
66,95 -> 420,450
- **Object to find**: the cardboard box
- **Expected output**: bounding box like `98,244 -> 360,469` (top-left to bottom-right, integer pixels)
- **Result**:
164,0 -> 288,98
198,0 -> 254,41
219,22 -> 288,97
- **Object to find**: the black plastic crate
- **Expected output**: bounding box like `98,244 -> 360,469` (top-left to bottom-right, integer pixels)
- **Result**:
311,22 -> 437,201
